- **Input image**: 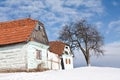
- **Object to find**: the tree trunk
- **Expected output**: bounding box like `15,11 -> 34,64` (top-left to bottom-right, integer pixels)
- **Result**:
86,56 -> 91,66
86,51 -> 91,66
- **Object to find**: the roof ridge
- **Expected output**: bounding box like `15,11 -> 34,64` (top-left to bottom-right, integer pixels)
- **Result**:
49,41 -> 67,44
0,18 -> 37,24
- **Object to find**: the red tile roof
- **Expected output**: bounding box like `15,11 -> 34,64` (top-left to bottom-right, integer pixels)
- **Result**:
0,18 -> 40,45
49,41 -> 67,56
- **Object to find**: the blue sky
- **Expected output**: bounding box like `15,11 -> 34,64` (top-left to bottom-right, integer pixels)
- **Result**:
0,0 -> 120,68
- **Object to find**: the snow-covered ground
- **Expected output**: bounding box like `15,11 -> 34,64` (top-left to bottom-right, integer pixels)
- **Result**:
0,67 -> 120,80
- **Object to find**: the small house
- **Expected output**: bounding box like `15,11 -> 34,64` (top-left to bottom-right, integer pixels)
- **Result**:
48,41 -> 73,70
0,18 -> 49,72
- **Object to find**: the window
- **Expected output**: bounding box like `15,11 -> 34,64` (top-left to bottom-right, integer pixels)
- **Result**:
69,59 -> 71,64
66,59 -> 67,64
65,51 -> 68,55
65,59 -> 71,64
38,26 -> 41,30
65,46 -> 68,49
35,25 -> 42,31
36,49 -> 42,60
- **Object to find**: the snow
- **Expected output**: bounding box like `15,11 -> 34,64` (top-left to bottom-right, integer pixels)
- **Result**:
0,67 -> 120,80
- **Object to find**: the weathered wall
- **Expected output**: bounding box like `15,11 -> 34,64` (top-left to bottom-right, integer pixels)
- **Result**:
0,43 -> 27,71
31,23 -> 48,45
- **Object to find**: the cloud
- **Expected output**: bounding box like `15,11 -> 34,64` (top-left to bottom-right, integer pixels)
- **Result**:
83,0 -> 104,14
0,0 -> 105,20
91,41 -> 120,67
107,20 -> 120,34
104,41 -> 120,55
108,20 -> 120,28
112,1 -> 119,6
74,41 -> 120,67
95,21 -> 103,29
0,0 -> 105,40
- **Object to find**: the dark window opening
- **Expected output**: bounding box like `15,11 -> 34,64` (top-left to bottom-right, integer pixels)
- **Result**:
35,26 -> 42,31
61,58 -> 65,69
65,51 -> 68,55
36,49 -> 42,60
38,26 -> 41,30
65,46 -> 68,49
69,59 -> 71,64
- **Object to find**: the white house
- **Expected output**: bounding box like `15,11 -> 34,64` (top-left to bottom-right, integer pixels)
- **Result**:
0,18 -> 74,72
48,41 -> 74,70
0,18 -> 49,72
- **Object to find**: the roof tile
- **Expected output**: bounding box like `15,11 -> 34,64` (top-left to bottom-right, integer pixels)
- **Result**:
49,41 -> 67,55
0,18 -> 39,45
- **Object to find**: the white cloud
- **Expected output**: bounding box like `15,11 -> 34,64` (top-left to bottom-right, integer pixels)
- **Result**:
73,41 -> 120,67
107,20 -> 120,34
95,21 -> 103,29
104,41 -> 120,55
0,13 -> 8,22
108,20 -> 120,28
64,0 -> 84,7
91,41 -> 120,67
0,0 -> 104,20
112,1 -> 119,6
0,0 -> 105,40
64,0 -> 104,14
83,0 -> 104,14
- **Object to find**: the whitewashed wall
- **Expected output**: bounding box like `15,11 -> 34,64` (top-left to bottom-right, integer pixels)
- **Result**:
62,45 -> 73,69
0,41 -> 49,71
0,43 -> 27,70
62,55 -> 73,69
26,41 -> 49,69
47,51 -> 61,70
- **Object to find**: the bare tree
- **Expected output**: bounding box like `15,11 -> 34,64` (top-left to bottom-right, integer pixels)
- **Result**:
59,20 -> 104,66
